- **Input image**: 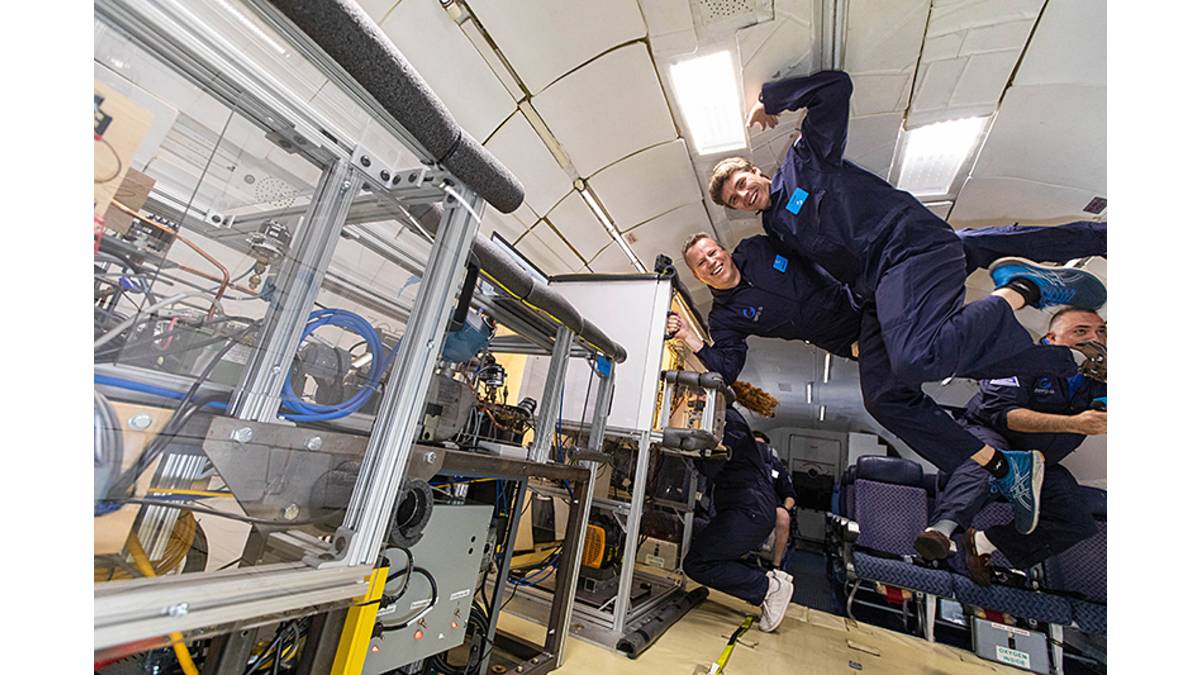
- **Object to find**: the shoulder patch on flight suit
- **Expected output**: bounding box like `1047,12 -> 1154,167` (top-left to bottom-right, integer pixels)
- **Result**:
785,187 -> 809,214
773,255 -> 788,272
988,376 -> 1020,387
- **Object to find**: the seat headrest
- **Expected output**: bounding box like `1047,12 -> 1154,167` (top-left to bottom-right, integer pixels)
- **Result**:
855,455 -> 925,487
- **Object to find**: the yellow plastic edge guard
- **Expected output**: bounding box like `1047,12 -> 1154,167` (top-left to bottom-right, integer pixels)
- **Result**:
331,566 -> 390,675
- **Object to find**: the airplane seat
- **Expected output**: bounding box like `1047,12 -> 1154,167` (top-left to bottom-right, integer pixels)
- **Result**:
950,500 -> 1074,626
846,455 -> 954,598
1043,488 -> 1107,634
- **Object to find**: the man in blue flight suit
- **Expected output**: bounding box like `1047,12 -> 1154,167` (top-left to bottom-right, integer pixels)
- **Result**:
754,431 -> 799,571
707,69 -> 1107,533
684,406 -> 794,632
667,223 -> 1105,534
913,308 -> 1107,585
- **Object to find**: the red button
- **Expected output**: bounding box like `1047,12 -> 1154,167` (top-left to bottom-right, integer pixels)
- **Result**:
414,629 -> 424,641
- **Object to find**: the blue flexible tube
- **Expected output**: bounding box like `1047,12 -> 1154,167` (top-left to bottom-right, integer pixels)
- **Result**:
95,308 -> 399,422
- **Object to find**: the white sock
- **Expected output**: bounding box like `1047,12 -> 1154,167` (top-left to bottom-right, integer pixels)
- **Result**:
974,530 -> 998,556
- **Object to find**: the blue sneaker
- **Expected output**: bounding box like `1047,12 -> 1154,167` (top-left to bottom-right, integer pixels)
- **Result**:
989,257 -> 1107,310
990,450 -> 1045,535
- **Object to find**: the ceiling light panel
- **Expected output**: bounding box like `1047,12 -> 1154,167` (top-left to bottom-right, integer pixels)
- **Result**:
588,140 -> 703,230
546,192 -> 612,261
896,116 -> 988,197
532,44 -> 677,177
378,0 -> 515,141
483,112 -> 575,215
668,50 -> 746,155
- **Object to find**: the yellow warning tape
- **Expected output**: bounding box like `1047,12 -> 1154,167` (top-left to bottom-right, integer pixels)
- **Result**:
708,614 -> 756,675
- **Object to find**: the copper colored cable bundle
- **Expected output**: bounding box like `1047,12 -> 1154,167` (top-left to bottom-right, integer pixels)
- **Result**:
733,380 -> 778,418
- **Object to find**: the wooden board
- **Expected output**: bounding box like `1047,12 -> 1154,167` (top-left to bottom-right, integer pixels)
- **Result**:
94,81 -> 154,218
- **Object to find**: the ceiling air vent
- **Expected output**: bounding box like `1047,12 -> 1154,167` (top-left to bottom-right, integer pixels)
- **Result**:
1083,196 -> 1107,214
690,0 -> 773,39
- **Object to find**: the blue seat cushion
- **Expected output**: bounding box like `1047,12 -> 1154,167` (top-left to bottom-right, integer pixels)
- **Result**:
856,455 -> 924,487
1071,599 -> 1106,634
853,552 -> 954,597
951,574 -> 1072,625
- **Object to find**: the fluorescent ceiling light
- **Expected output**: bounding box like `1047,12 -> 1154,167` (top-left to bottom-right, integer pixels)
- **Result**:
823,353 -> 832,383
897,117 -> 988,197
818,405 -> 827,422
805,382 -> 814,404
579,185 -> 647,272
668,51 -> 746,155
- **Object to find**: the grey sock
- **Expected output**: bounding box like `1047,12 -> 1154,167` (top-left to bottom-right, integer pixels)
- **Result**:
930,519 -> 958,539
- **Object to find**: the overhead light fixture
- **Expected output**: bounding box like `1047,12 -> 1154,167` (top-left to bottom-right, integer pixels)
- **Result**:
805,382 -> 814,404
822,353 -> 832,383
578,184 -> 647,272
668,51 -> 746,155
819,405 -> 827,422
896,116 -> 989,197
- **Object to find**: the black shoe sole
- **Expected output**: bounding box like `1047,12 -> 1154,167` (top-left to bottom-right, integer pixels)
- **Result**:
914,531 -> 952,561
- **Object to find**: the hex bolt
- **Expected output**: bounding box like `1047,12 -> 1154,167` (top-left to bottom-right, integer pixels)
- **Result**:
306,436 -> 323,451
232,427 -> 253,444
166,602 -> 189,617
341,180 -> 352,191
423,451 -> 437,465
282,504 -> 300,520
128,414 -> 153,431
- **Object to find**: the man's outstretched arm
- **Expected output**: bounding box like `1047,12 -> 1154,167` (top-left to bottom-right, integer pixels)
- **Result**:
753,70 -> 853,164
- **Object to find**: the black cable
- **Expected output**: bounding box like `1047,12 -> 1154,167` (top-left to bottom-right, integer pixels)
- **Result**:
378,567 -> 438,632
104,323 -> 259,500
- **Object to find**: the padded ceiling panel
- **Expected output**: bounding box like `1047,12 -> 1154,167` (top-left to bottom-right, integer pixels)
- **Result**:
546,191 -> 612,261
378,0 -> 515,142
532,44 -> 678,177
479,204 -> 533,243
1013,0 -> 1104,87
949,176 -> 1100,225
354,0 -> 400,22
843,0 -> 930,116
908,0 -> 1040,127
517,221 -> 584,275
588,140 -> 704,232
484,112 -> 574,216
738,15 -> 815,116
622,202 -> 709,265
844,113 -> 903,178
588,242 -> 638,273
970,85 -> 1104,192
468,0 -> 646,94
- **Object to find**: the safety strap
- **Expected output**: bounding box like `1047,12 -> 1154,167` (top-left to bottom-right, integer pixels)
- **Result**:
707,614 -> 756,675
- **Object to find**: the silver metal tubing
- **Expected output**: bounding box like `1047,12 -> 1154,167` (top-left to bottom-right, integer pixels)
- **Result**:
528,324 -> 575,463
612,429 -> 654,634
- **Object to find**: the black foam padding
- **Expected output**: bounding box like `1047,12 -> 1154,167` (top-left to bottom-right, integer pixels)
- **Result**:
268,0 -> 524,213
855,455 -> 925,487
473,234 -> 627,362
616,587 -> 708,658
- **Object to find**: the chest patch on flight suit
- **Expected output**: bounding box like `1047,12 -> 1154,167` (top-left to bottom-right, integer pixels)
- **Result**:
741,306 -> 763,322
773,255 -> 788,272
1034,377 -> 1056,395
785,187 -> 809,214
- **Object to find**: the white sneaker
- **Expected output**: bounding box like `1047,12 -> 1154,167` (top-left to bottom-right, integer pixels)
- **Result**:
770,568 -> 794,585
757,573 -> 793,632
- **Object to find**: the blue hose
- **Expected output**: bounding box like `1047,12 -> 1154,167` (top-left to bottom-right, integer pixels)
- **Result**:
95,308 -> 399,422
280,308 -> 401,422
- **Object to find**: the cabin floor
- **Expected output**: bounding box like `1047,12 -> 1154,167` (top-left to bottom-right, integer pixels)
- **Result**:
497,589 -> 1023,675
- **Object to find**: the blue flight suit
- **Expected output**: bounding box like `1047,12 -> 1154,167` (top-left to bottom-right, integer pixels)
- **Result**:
696,224 -> 1106,473
756,70 -> 1086,387
769,452 -> 798,508
932,371 -> 1106,568
683,407 -> 777,605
